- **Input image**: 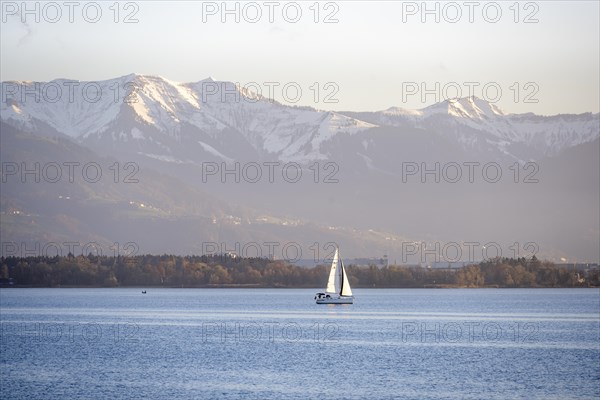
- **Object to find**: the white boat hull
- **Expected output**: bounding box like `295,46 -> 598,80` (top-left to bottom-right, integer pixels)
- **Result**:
315,295 -> 354,304
315,248 -> 354,304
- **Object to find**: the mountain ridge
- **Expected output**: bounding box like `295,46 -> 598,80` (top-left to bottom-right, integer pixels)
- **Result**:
2,75 -> 598,261
2,74 -> 598,164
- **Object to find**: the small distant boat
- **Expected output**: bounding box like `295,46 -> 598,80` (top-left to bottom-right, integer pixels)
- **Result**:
315,247 -> 354,304
142,290 -> 147,294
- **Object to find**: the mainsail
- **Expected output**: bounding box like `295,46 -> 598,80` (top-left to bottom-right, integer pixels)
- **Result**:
326,248 -> 339,294
325,248 -> 353,296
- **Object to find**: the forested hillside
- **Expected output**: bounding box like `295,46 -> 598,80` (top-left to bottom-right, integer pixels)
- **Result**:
1,255 -> 597,288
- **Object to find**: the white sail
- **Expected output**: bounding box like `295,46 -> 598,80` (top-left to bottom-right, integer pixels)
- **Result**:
315,247 -> 354,304
325,248 -> 339,293
340,260 -> 353,296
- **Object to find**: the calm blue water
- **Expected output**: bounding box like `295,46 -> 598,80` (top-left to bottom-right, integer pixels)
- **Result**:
1,288 -> 599,399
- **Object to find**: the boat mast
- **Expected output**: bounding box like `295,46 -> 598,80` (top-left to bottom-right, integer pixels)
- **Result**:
339,251 -> 344,296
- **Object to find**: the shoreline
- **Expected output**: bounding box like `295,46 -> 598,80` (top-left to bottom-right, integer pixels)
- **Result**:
2,285 -> 598,289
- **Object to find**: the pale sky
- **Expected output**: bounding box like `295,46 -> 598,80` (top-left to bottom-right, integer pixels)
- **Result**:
1,1 -> 598,115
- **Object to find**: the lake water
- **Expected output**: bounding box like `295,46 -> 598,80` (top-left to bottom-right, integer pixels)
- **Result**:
1,288 -> 599,399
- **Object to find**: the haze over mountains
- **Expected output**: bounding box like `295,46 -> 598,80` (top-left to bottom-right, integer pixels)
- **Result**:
1,74 -> 599,262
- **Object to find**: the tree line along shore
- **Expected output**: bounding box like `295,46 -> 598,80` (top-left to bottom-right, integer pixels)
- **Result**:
0,254 -> 598,288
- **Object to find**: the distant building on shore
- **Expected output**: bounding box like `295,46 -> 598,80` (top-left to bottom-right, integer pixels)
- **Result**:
555,263 -> 599,272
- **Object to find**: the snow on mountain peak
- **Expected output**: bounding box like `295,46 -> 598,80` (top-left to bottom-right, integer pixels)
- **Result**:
1,75 -> 597,164
347,96 -> 598,160
421,96 -> 505,120
0,74 -> 379,163
382,106 -> 423,117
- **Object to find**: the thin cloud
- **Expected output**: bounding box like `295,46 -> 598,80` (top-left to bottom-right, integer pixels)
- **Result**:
12,12 -> 35,46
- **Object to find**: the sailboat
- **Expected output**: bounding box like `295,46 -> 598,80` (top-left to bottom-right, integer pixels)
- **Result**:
315,248 -> 354,304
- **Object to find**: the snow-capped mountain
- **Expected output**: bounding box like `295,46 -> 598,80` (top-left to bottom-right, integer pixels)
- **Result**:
347,96 -> 599,161
1,74 -> 375,164
1,74 -> 598,165
1,74 -> 599,262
